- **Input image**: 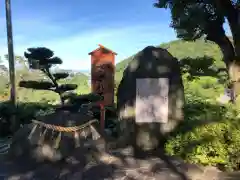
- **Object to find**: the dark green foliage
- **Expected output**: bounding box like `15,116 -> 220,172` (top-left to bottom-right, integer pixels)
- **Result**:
165,56 -> 240,171
180,56 -> 216,74
153,0 -> 229,40
165,94 -> 240,171
0,101 -> 54,137
56,84 -> 78,93
63,92 -> 104,112
71,93 -> 103,103
45,57 -> 62,65
0,60 -> 9,95
61,92 -> 78,101
153,1 -> 240,99
20,47 -> 78,105
19,80 -> 54,90
24,47 -> 53,61
53,72 -> 69,80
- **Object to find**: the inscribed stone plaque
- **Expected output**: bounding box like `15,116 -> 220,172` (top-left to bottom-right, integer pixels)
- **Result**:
135,78 -> 169,123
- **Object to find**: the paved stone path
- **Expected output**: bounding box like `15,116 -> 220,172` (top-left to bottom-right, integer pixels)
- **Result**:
0,139 -> 237,180
0,147 -> 239,180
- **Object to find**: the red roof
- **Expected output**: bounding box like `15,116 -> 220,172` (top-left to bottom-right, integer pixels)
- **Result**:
88,44 -> 117,55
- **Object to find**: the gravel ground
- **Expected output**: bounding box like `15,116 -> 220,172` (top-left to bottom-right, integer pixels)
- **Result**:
0,137 -> 239,180
0,146 -> 239,180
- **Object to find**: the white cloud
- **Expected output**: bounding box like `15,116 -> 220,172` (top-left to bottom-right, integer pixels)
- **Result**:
0,17 -> 176,71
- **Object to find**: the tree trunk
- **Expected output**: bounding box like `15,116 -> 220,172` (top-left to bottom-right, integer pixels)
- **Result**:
221,0 -> 240,99
215,0 -> 240,57
215,39 -> 240,102
207,31 -> 239,102
210,36 -> 240,101
232,22 -> 240,59
206,22 -> 235,69
206,1 -> 240,101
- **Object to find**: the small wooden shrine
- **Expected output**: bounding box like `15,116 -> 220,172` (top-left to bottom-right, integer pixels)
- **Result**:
89,44 -> 117,106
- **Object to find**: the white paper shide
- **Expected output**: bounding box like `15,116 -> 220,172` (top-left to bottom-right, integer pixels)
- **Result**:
136,78 -> 169,123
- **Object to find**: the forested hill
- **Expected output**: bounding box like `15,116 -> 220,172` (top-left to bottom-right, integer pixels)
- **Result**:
115,39 -> 225,82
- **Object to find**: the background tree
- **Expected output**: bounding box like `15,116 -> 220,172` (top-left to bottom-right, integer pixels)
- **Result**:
19,47 -> 78,106
0,56 -> 9,97
154,0 -> 240,98
4,55 -> 29,82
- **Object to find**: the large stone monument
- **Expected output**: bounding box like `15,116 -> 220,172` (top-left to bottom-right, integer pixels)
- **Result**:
116,46 -> 184,155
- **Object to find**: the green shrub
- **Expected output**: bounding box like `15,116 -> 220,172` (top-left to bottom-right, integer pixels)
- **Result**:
165,81 -> 240,172
0,101 -> 54,137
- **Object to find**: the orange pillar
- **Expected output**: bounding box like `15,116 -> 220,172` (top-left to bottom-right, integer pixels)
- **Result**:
89,44 -> 117,130
89,44 -> 116,106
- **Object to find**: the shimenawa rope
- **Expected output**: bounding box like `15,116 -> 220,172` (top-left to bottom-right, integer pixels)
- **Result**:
28,119 -> 99,149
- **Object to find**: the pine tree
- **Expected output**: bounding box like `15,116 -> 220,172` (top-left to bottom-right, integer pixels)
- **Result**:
19,47 -> 77,106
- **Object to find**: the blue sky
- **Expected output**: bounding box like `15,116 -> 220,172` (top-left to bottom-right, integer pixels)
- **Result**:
0,0 -> 230,71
